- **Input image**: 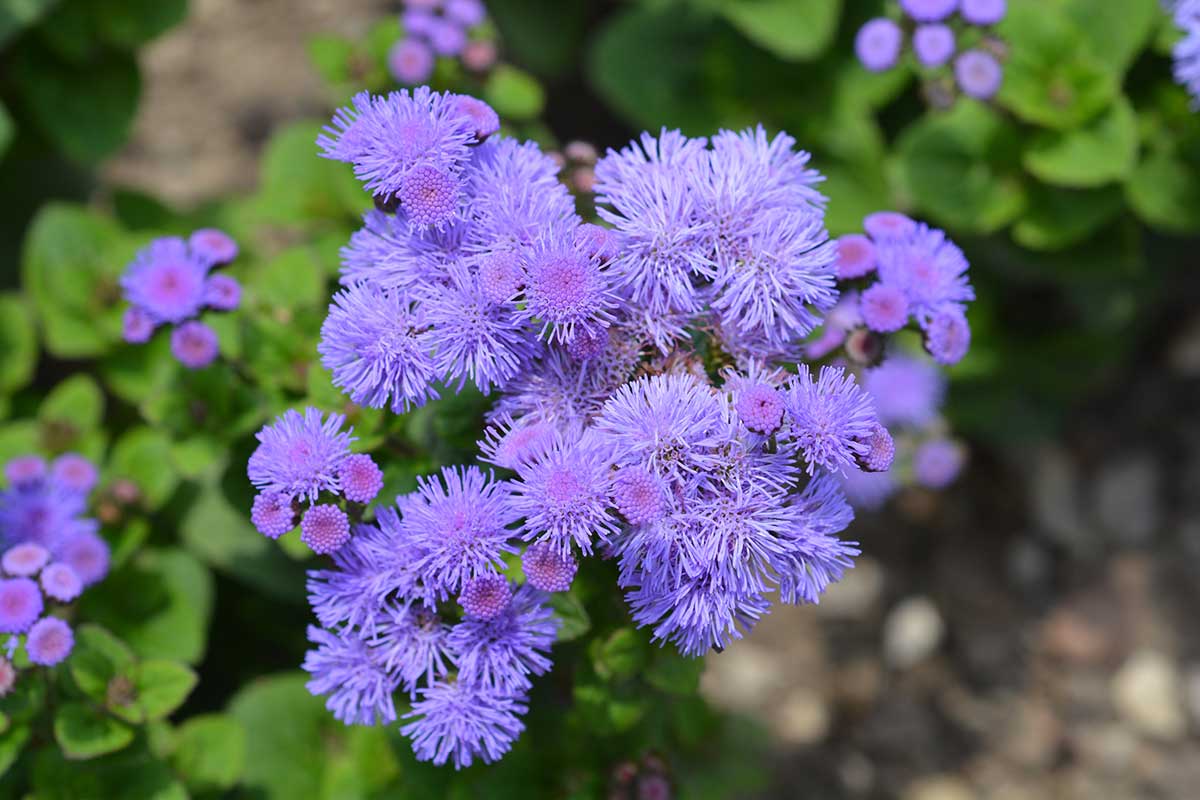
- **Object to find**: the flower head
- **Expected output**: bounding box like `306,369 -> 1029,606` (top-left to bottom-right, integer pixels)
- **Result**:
338,455 -> 384,505
864,354 -> 946,427
52,454 -> 97,495
857,423 -> 895,473
477,251 -> 524,304
399,164 -> 460,231
914,439 -> 966,489
459,573 -> 512,620
188,228 -> 238,266
0,578 -> 42,633
923,308 -> 971,365
784,366 -> 879,474
856,19 -> 903,72
899,0 -> 958,22
876,224 -> 973,321
521,542 -> 578,592
170,321 -> 219,369
450,94 -> 500,140
611,465 -> 669,525
301,504 -> 352,555
370,605 -> 452,693
835,234 -> 876,280
913,24 -> 956,67
389,38 -> 435,85
961,0 -> 1006,25
204,274 -> 241,311
40,563 -> 82,602
859,283 -> 910,333
26,617 -> 73,665
518,233 -> 616,344
509,439 -> 618,556
251,492 -> 296,539
449,584 -> 557,693
955,50 -> 1003,100
248,408 -> 354,502
302,626 -> 399,725
56,529 -> 110,586
4,457 -> 45,489
122,307 -> 156,343
121,237 -> 209,324
863,211 -> 917,242
401,681 -> 528,769
2,543 -> 49,577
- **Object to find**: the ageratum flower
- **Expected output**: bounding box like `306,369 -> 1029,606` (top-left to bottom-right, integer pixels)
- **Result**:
520,542 -> 578,592
876,223 -> 974,321
370,604 -> 453,693
899,0 -> 958,22
26,617 -> 73,666
51,454 -> 97,495
834,234 -> 876,280
302,626 -> 399,726
40,564 -> 82,602
2,544 -> 49,577
774,474 -> 859,605
784,366 -> 880,475
120,237 -> 209,325
448,584 -> 557,693
914,438 -> 966,488
0,579 -> 42,633
247,408 -> 354,503
389,38 -> 435,85
458,574 -> 512,621
960,0 -> 1006,25
508,438 -> 618,556
954,50 -> 1003,100
401,681 -> 527,769
464,138 -> 577,253
865,354 -> 946,427
856,18 -> 903,72
170,321 -> 219,369
913,24 -> 956,67
337,455 -> 384,505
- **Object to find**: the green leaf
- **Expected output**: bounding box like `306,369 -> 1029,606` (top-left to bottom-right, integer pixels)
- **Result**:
96,0 -> 187,49
549,590 -> 591,642
0,293 -> 36,394
1062,0 -> 1159,77
169,435 -> 225,480
645,650 -> 705,694
0,0 -> 59,47
1023,96 -> 1137,188
607,696 -> 646,732
254,121 -> 368,224
54,703 -> 135,760
101,334 -> 178,408
170,714 -> 247,792
1013,184 -> 1124,251
31,746 -> 188,799
822,160 -> 892,237
0,723 -> 28,776
126,660 -> 197,722
487,0 -> 589,77
0,421 -> 39,466
484,65 -> 546,121
1126,148 -> 1200,233
109,427 -> 178,509
13,45 -> 141,163
307,34 -> 355,87
716,0 -> 842,61
593,628 -> 645,681
0,100 -> 13,159
894,100 -> 1027,234
996,1 -> 1118,130
20,204 -> 128,358
79,548 -> 214,664
39,374 -> 104,435
246,246 -> 326,311
70,624 -> 136,703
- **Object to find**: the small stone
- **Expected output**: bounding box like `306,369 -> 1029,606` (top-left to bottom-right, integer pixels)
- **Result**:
1029,445 -> 1090,552
1092,454 -> 1160,544
1040,608 -> 1114,665
1167,313 -> 1200,376
902,775 -> 975,800
699,643 -> 784,712
816,556 -> 884,620
883,596 -> 945,669
1111,649 -> 1186,741
771,687 -> 830,745
1185,666 -> 1200,728
838,751 -> 874,795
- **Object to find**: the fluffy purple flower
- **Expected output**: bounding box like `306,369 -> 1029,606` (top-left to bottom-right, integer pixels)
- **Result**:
318,88 -> 475,201
954,50 -> 1003,99
402,467 -> 520,600
1174,1 -> 1200,106
899,0 -> 958,21
251,492 -> 295,539
189,228 -> 238,266
567,325 -> 609,360
863,211 -> 917,241
370,605 -> 452,693
913,24 -> 956,67
303,626 -> 399,725
464,137 -> 577,253
338,455 -> 384,505
449,584 -> 557,693
4,457 -> 44,489
40,563 -> 82,602
835,234 -> 876,280
122,306 -> 156,343
857,423 -> 895,473
521,542 -> 577,592
0,482 -> 90,551
876,224 -> 973,320
914,439 -> 966,489
923,308 -> 971,365
774,474 -> 859,605
52,454 -> 97,495
399,164 -> 460,231
451,94 -> 500,140
56,529 -> 109,586
784,366 -> 879,475
170,321 -> 219,369
518,234 -> 616,345
859,283 -> 910,333
856,18 -> 903,72
319,283 -> 438,413
733,382 -> 786,436
402,681 -> 527,769
26,617 -> 73,665
2,544 -> 48,577
204,274 -> 241,311
459,573 -> 512,620
428,18 -> 467,57
865,354 -> 946,427
573,223 -> 621,261
0,579 -> 42,633
478,416 -> 558,470
248,408 -> 354,502
445,0 -> 486,27
960,0 -> 1006,25
611,465 -> 669,525
402,7 -> 437,36
509,440 -> 618,556
477,251 -> 524,304
301,504 -> 351,555
121,237 -> 209,324
423,263 -> 539,393
389,38 -> 435,85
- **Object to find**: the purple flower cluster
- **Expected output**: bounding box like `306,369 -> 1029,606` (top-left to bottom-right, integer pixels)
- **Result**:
856,1 -> 1006,100
247,408 -> 384,553
1174,1 -> 1200,106
120,229 -> 241,369
255,87 -> 983,768
0,454 -> 113,691
391,0 -> 493,85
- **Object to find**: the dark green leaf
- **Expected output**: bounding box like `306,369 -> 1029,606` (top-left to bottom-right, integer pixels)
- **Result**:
127,660 -> 197,722
593,628 -> 645,681
31,746 -> 188,799
645,650 -> 705,694
54,703 -> 135,760
1013,184 -> 1124,250
0,0 -> 59,47
1126,148 -> 1200,233
0,724 -> 29,777
0,293 -> 36,394
97,0 -> 187,49
549,590 -> 591,642
716,0 -> 842,61
69,624 -> 136,702
1023,97 -> 1137,188
488,0 -> 588,77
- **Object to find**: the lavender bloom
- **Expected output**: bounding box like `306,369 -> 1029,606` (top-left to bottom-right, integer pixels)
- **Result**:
448,584 -> 557,693
170,320 -> 219,369
4,456 -> 45,488
428,18 -> 467,56
402,681 -> 528,769
478,251 -> 524,304
251,492 -> 295,539
188,228 -> 239,267
120,237 -> 209,324
914,439 -> 966,488
370,605 -> 452,692
389,38 -> 435,85
0,480 -> 90,550
521,542 -> 578,592
318,88 -> 475,201
774,474 -> 859,605
338,210 -> 463,292
1175,1 -> 1200,106
611,465 -> 670,525
301,504 -> 352,555
451,95 -> 500,141
923,307 -> 971,365
2,544 -> 49,577
247,408 -> 354,503
835,234 -> 876,280
517,233 -> 617,345
839,468 -> 899,511
337,455 -> 384,505
913,24 -> 956,67
865,354 -> 946,427
899,0 -> 958,21
302,626 -> 399,725
204,274 -> 241,311
402,467 -> 520,600
508,439 -> 618,556
0,579 -> 43,633
402,8 -> 437,36
319,283 -> 438,413
26,617 -> 73,666
459,573 -> 512,620
51,454 -> 97,495
445,0 -> 486,27
960,0 -> 1006,25
122,307 -> 156,343
464,138 -> 577,253
56,529 -> 110,586
857,423 -> 895,473
954,50 -> 1003,99
478,416 -> 558,470
784,366 -> 879,475
863,211 -> 917,241
876,223 -> 974,321
859,284 -> 910,333
40,563 -> 82,602
856,19 -> 903,72
399,164 -> 461,231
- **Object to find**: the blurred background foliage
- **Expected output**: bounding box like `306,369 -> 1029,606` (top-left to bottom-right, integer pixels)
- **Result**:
0,0 -> 1197,797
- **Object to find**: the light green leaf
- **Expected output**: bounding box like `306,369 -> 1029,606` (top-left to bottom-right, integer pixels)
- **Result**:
69,624 -> 136,703
54,703 -> 135,760
246,246 -> 326,312
171,714 -> 247,792
1126,148 -> 1200,233
716,0 -> 842,61
127,660 -> 197,722
484,65 -> 546,121
1023,97 -> 1137,187
254,121 -> 368,224
1062,0 -> 1159,76
593,628 -> 645,681
39,374 -> 104,435
0,724 -> 29,776
0,293 -> 36,394
109,427 -> 178,509
0,0 -> 59,47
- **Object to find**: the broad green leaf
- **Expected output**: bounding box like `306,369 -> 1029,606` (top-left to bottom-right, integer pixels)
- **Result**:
97,0 -> 187,49
0,421 -> 39,466
645,650 -> 705,694
484,65 -> 546,121
996,1 -> 1118,130
0,0 -> 59,47
607,696 -> 645,731
307,34 -> 355,87
31,746 -> 188,799
894,100 -> 1026,233
0,293 -> 36,393
1024,97 -> 1137,188
54,703 -> 135,760
39,373 -> 104,434
109,427 -> 178,509
79,548 -> 214,664
549,591 -> 591,642
171,714 -> 247,792
821,160 -> 892,237
101,334 -> 178,409
0,723 -> 28,776
1126,148 -> 1200,233
127,660 -> 197,722
716,0 -> 842,61
169,435 -> 226,480
487,0 -> 589,77
1063,0 -> 1159,76
69,624 -> 136,702
1013,184 -> 1124,251
13,45 -> 141,163
246,246 -> 326,311
254,121 -> 368,224
593,628 -> 645,681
